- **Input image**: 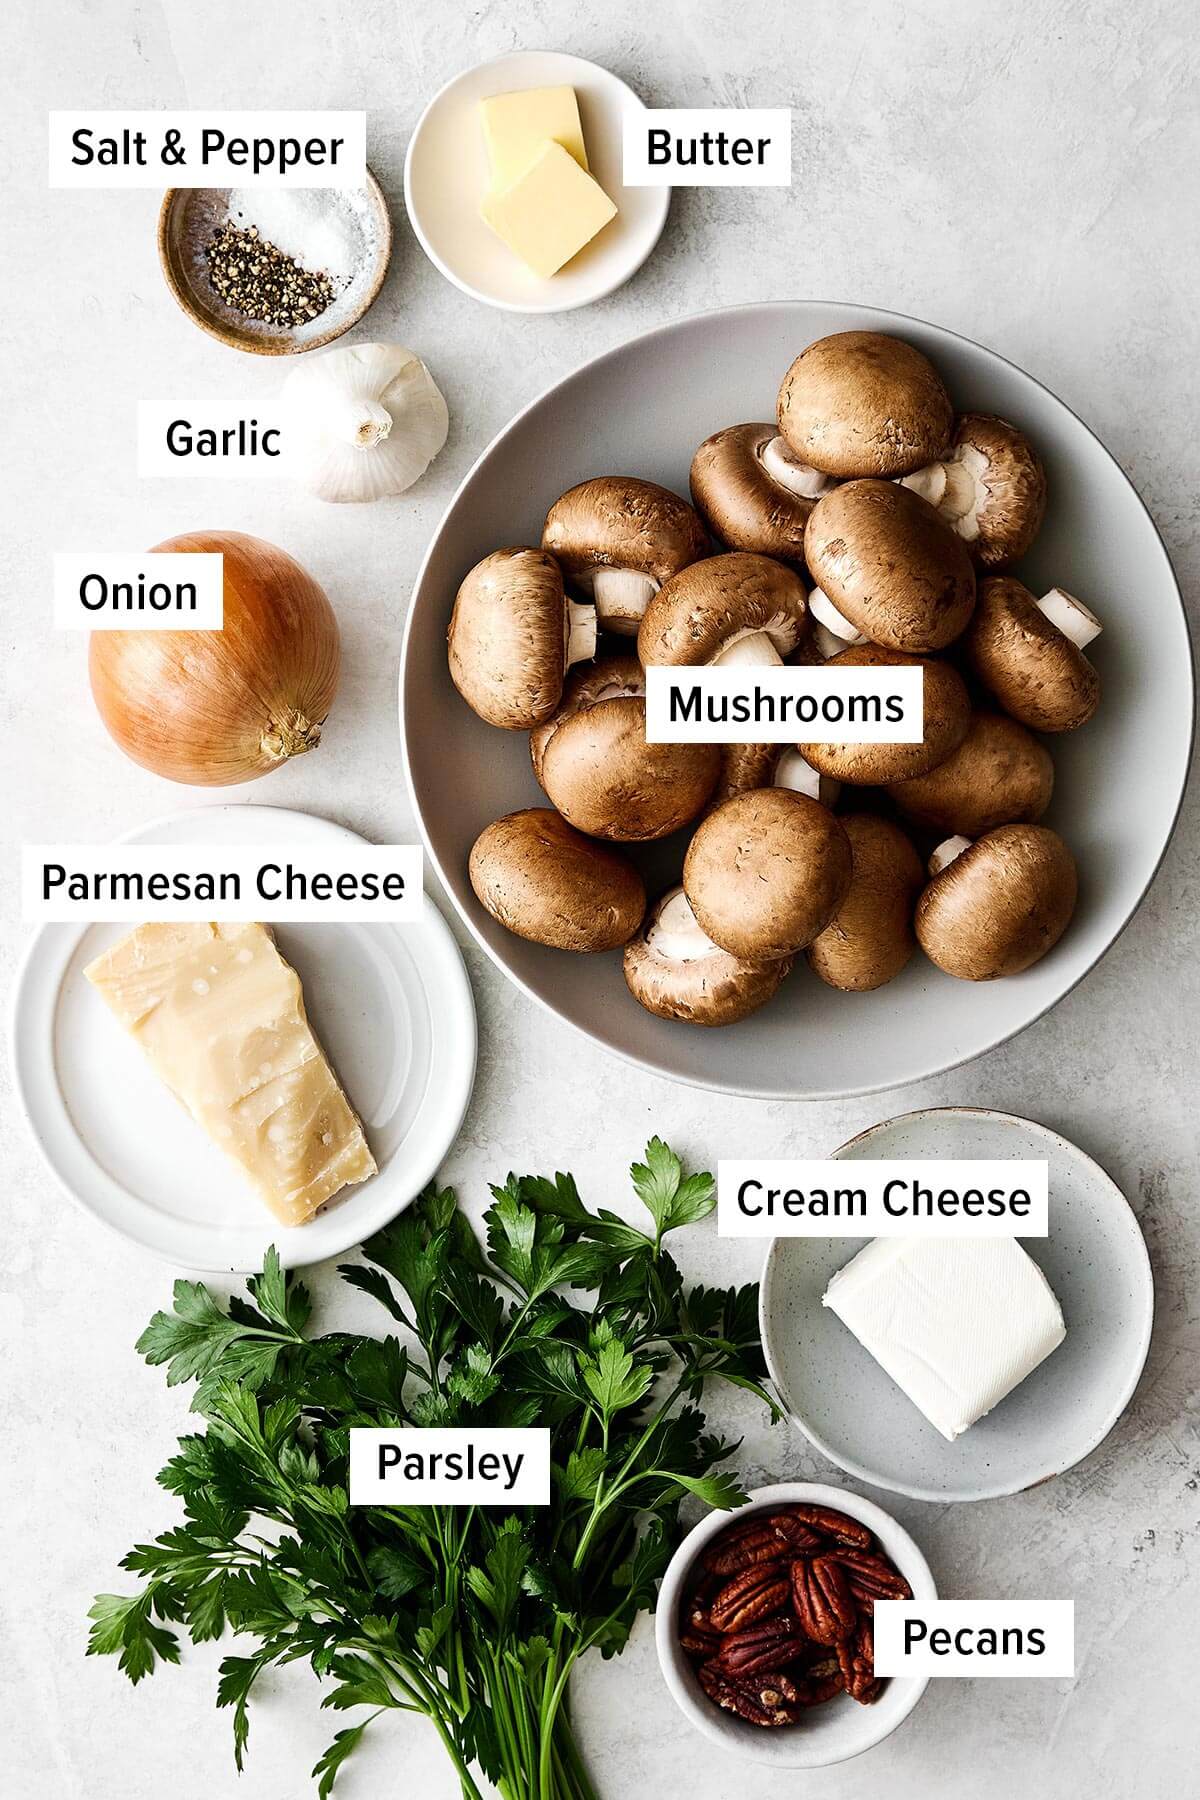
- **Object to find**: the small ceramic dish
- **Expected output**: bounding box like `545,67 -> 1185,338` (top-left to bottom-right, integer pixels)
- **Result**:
760,1108 -> 1154,1501
10,805 -> 476,1271
404,50 -> 670,313
158,171 -> 391,354
656,1482 -> 936,1768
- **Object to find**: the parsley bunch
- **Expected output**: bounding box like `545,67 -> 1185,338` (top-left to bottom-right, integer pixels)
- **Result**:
89,1140 -> 775,1799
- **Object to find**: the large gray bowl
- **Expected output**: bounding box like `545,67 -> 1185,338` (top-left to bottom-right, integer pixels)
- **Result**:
400,302 -> 1193,1098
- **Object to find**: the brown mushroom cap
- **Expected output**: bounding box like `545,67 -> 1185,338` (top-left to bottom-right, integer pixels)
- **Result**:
915,823 -> 1078,979
777,332 -> 953,478
448,547 -> 592,729
624,887 -> 793,1025
683,788 -> 852,960
800,645 -> 971,784
887,711 -> 1054,836
965,576 -> 1100,732
689,423 -> 815,564
710,741 -> 782,806
804,480 -> 976,652
529,655 -> 719,841
807,815 -> 924,991
905,414 -> 1046,568
542,476 -> 708,588
469,808 -> 645,952
638,552 -> 809,667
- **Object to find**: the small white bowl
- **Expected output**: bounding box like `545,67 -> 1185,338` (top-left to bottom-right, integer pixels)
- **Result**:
404,50 -> 670,313
655,1482 -> 936,1768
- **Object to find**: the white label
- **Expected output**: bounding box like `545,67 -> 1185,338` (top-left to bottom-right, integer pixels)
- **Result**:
718,1160 -> 1049,1237
49,110 -> 366,187
53,553 -> 223,630
644,665 -> 923,744
874,1600 -> 1075,1677
623,108 -> 792,186
349,1429 -> 551,1505
22,844 -> 423,923
137,403 -> 294,477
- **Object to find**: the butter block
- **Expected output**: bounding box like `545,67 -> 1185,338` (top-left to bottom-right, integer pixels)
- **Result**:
480,85 -> 588,188
481,140 -> 617,279
85,922 -> 376,1226
823,1237 -> 1065,1441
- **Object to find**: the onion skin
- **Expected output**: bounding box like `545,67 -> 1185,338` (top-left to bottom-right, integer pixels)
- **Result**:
89,531 -> 340,785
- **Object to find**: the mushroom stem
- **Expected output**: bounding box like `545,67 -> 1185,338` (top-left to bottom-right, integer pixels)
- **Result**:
900,456 -> 976,522
812,619 -> 846,660
759,435 -> 836,500
590,566 -> 660,631
929,834 -> 973,875
1036,587 -> 1102,649
647,887 -> 721,962
808,587 -> 868,646
774,748 -> 841,809
565,599 -> 598,667
711,629 -> 785,668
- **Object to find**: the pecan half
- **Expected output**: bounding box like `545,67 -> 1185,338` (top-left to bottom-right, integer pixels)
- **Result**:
680,1625 -> 723,1662
698,1660 -> 799,1727
709,1564 -> 790,1634
714,1618 -> 808,1677
835,1547 -> 913,1606
794,1667 -> 846,1706
790,1555 -> 857,1645
770,1512 -> 823,1553
703,1518 -> 791,1576
837,1614 -> 882,1704
787,1503 -> 873,1549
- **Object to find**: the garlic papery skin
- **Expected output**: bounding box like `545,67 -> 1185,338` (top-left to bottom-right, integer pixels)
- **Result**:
281,343 -> 449,503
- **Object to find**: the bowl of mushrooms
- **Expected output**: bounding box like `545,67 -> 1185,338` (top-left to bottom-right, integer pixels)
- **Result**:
401,302 -> 1193,1097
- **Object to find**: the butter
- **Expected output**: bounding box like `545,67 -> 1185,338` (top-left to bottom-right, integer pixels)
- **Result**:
85,922 -> 376,1226
481,140 -> 617,280
480,85 -> 588,189
823,1237 -> 1066,1441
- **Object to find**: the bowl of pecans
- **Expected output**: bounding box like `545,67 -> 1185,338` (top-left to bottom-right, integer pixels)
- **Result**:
655,1482 -> 936,1766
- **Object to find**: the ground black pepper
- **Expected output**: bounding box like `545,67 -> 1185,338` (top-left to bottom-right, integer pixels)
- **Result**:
203,222 -> 336,328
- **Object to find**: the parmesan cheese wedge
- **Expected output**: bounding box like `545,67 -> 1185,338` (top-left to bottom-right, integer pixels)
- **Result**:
84,921 -> 376,1226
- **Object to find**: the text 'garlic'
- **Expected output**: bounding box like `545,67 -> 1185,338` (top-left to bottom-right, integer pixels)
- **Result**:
281,342 -> 449,503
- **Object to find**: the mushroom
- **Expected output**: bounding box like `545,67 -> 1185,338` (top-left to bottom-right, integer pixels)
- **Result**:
683,789 -> 852,960
915,823 -> 1078,979
448,547 -> 596,728
529,655 -> 719,840
800,645 -> 972,784
638,552 -> 809,669
542,476 -> 708,635
807,815 -> 924,991
898,414 -> 1046,567
777,331 -> 953,479
887,711 -> 1054,837
624,886 -> 793,1025
710,742 -> 841,810
964,575 -> 1101,732
469,808 -> 645,951
804,480 -> 976,652
689,422 -> 834,563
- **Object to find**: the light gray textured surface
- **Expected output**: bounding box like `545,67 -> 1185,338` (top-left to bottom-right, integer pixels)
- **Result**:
3,3 -> 1198,1797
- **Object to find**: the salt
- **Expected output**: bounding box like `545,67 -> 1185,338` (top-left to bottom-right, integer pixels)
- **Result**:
223,188 -> 361,287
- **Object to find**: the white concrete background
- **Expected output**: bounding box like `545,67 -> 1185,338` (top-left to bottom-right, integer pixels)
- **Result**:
3,2 -> 1198,1796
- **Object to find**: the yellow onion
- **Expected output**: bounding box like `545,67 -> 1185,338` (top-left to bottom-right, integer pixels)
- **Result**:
89,530 -> 341,785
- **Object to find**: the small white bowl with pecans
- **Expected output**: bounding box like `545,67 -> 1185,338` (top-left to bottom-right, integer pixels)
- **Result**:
655,1482 -> 937,1767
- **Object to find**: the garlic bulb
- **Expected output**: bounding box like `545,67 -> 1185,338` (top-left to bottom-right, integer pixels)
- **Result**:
281,343 -> 449,503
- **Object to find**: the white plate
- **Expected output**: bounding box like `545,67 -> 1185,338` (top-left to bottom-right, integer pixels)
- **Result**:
404,50 -> 670,313
400,301 -> 1194,1098
10,805 -> 476,1272
760,1109 -> 1154,1501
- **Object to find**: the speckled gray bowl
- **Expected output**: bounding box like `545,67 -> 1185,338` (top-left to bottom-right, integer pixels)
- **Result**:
760,1108 -> 1154,1501
655,1482 -> 936,1768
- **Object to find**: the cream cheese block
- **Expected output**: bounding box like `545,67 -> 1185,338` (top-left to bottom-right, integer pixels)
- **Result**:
480,140 -> 617,279
480,84 -> 589,188
84,922 -> 376,1226
823,1236 -> 1066,1441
